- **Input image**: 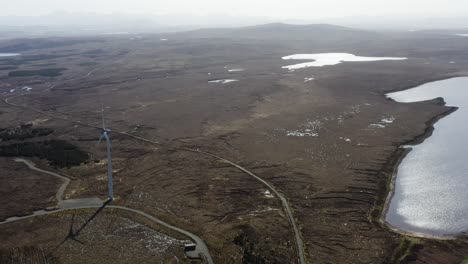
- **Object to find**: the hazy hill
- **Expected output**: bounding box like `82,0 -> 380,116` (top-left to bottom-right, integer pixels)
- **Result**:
170,23 -> 376,42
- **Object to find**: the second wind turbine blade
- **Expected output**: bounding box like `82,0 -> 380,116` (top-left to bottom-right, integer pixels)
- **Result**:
98,134 -> 105,144
101,103 -> 106,129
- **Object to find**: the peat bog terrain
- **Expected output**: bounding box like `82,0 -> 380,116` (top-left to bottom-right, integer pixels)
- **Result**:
1,24 -> 468,263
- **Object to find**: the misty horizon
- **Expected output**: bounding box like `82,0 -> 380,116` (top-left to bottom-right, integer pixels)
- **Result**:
1,1 -> 468,37
3,0 -> 468,18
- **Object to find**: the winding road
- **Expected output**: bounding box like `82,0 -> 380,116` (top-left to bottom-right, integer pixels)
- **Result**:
15,158 -> 70,203
2,67 -> 306,264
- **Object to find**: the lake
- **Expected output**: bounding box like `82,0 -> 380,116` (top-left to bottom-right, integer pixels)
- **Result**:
282,53 -> 407,70
385,77 -> 468,236
0,53 -> 20,57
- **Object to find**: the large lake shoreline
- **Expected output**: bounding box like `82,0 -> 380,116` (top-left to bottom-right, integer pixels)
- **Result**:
380,106 -> 458,239
380,76 -> 468,238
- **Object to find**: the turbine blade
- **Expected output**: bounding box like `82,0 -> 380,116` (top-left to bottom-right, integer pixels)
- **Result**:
101,103 -> 106,129
97,134 -> 105,144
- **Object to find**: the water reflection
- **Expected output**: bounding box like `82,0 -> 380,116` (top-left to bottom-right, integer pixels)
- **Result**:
386,77 -> 468,236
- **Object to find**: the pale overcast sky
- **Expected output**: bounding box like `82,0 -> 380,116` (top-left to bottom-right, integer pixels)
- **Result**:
3,0 -> 468,19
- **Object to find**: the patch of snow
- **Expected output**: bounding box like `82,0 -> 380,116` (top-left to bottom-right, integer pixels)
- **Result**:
249,207 -> 278,215
381,116 -> 395,124
368,116 -> 395,129
160,38 -> 168,41
137,192 -> 150,199
208,79 -> 238,84
339,137 -> 351,142
304,77 -> 315,82
22,86 -> 32,91
263,190 -> 274,198
450,61 -> 456,64
228,68 -> 245,72
455,34 -> 468,37
282,53 -> 407,70
369,124 -> 386,128
9,89 -> 15,93
335,105 -> 366,124
285,119 -> 322,137
287,130 -> 317,137
286,130 -> 318,137
305,120 -> 323,130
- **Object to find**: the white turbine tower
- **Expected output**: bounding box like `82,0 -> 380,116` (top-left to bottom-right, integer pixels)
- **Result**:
98,107 -> 113,201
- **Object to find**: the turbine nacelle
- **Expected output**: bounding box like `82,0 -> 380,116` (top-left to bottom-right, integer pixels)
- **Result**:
97,129 -> 111,144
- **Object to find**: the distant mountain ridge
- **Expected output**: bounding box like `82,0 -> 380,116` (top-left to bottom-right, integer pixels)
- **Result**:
173,22 -> 373,40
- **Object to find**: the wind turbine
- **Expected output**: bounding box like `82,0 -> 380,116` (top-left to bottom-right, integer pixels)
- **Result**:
98,106 -> 113,201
